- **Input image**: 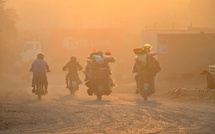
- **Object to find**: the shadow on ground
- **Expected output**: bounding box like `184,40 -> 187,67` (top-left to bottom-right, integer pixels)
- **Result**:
55,95 -> 76,102
136,100 -> 162,107
79,100 -> 112,105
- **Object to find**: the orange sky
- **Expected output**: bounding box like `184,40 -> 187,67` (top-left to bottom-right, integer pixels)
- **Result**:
6,0 -> 215,33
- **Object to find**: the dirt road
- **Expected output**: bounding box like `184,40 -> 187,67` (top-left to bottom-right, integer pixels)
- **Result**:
0,78 -> 215,134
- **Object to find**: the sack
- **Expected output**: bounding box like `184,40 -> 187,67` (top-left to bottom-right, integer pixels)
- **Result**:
92,55 -> 104,64
134,48 -> 144,55
137,54 -> 147,67
94,68 -> 108,78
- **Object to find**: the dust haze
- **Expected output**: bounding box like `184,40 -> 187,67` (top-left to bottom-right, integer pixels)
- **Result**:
0,0 -> 215,133
2,0 -> 215,81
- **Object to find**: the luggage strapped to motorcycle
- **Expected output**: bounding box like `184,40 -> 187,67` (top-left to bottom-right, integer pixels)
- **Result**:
93,67 -> 108,79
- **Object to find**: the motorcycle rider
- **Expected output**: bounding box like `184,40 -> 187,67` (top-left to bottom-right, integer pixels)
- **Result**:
103,51 -> 116,88
84,50 -> 115,95
63,56 -> 83,88
84,50 -> 103,95
97,50 -> 116,92
132,44 -> 161,95
30,53 -> 50,93
84,49 -> 101,82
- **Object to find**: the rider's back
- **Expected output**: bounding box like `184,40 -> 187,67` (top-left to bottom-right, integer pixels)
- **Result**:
133,53 -> 161,76
64,61 -> 82,74
89,55 -> 108,78
31,59 -> 48,76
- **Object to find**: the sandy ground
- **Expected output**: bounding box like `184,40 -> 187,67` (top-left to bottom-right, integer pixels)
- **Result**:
0,75 -> 215,134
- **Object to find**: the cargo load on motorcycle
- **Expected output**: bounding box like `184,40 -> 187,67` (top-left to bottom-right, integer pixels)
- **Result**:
133,44 -> 161,101
85,50 -> 116,100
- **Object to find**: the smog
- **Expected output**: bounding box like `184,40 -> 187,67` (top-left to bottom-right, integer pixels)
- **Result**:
0,0 -> 215,133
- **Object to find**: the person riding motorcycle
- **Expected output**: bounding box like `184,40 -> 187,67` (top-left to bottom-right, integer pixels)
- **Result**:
84,49 -> 101,82
30,53 -> 50,93
103,51 -> 116,87
84,50 -> 115,96
132,44 -> 161,95
63,56 -> 83,88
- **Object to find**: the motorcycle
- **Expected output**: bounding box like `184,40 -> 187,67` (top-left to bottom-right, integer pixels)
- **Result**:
34,75 -> 47,100
86,68 -> 111,100
134,53 -> 158,101
137,72 -> 153,101
68,73 -> 79,95
94,78 -> 109,100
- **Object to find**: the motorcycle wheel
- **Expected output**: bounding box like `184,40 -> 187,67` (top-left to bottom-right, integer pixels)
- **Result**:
70,89 -> 73,95
70,85 -> 78,95
141,90 -> 148,101
70,88 -> 75,95
97,94 -> 102,100
96,86 -> 103,100
69,79 -> 78,95
87,89 -> 93,96
38,94 -> 41,100
37,85 -> 42,100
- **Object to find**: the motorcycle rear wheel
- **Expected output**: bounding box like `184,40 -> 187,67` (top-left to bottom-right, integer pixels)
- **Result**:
141,90 -> 148,101
97,94 -> 102,100
37,85 -> 42,100
38,94 -> 41,100
70,88 -> 75,95
96,85 -> 103,100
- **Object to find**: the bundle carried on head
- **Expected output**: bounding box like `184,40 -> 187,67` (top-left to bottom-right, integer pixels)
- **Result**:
133,43 -> 153,55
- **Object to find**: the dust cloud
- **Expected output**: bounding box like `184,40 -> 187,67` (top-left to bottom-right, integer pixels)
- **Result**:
1,0 -> 215,133
0,0 -> 214,96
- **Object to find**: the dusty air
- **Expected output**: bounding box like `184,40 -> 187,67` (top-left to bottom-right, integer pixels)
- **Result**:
0,0 -> 215,133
